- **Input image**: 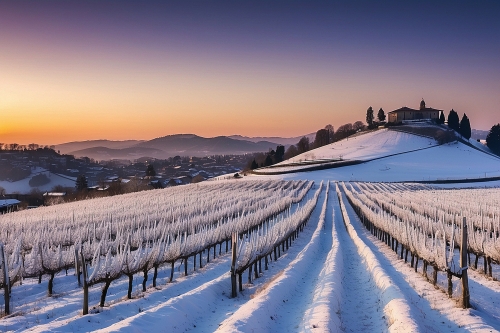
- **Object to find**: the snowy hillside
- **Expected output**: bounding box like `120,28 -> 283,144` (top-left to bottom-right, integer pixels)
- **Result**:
0,168 -> 76,194
280,128 -> 437,164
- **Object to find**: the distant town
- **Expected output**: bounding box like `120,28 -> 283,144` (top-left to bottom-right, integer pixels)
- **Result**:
0,146 -> 249,210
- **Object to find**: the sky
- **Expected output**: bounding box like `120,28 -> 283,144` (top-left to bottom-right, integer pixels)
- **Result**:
1,1 -> 499,145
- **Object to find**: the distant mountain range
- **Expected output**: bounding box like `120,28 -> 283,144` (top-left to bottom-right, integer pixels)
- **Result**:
228,133 -> 315,146
55,127 -> 489,161
56,134 -> 298,161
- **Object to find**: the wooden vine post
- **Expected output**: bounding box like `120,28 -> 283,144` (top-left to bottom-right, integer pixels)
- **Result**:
81,250 -> 89,315
230,232 -> 238,298
461,217 -> 470,309
0,243 -> 10,315
75,245 -> 81,286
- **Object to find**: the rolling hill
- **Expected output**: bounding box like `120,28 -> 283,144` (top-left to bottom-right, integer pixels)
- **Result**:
65,135 -> 280,160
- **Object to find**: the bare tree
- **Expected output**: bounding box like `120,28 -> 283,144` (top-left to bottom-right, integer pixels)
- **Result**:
353,121 -> 365,131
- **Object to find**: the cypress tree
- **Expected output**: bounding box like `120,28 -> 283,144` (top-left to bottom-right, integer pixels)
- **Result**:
459,113 -> 471,140
486,124 -> 500,155
447,109 -> 460,132
439,111 -> 445,124
377,108 -> 386,122
366,106 -> 374,126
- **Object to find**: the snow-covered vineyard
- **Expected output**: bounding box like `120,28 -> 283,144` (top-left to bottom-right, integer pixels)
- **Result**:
2,126 -> 500,332
1,179 -> 500,332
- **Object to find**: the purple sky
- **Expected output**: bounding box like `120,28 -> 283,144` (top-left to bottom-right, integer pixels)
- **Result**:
1,1 -> 499,144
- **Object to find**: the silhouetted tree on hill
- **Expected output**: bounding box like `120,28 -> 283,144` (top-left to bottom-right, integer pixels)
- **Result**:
366,106 -> 374,127
377,108 -> 386,122
284,145 -> 298,160
314,129 -> 330,148
447,109 -> 460,132
297,136 -> 310,154
459,113 -> 471,140
325,124 -> 335,143
353,121 -> 365,132
486,124 -> 500,155
264,154 -> 273,167
274,145 -> 285,163
439,111 -> 445,125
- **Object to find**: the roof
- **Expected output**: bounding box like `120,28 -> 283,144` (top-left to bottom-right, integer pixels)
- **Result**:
0,199 -> 21,208
420,107 -> 443,112
389,106 -> 442,114
388,107 -> 418,114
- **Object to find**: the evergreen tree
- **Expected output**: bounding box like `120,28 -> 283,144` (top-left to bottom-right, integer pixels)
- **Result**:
486,124 -> 500,155
75,175 -> 88,191
251,159 -> 258,169
264,154 -> 273,167
274,145 -> 285,163
146,164 -> 156,177
439,111 -> 445,125
366,106 -> 374,126
459,113 -> 471,140
377,108 -> 386,122
447,109 -> 460,132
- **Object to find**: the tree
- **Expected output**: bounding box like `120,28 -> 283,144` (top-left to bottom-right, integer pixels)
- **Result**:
366,106 -> 374,127
284,145 -> 298,160
75,175 -> 88,191
486,124 -> 500,155
377,108 -> 386,122
314,129 -> 329,148
296,136 -> 310,154
264,154 -> 273,167
250,159 -> 258,170
353,121 -> 365,132
146,164 -> 156,177
447,109 -> 460,132
459,113 -> 471,140
439,111 -> 445,125
274,145 -> 285,163
325,124 -> 334,143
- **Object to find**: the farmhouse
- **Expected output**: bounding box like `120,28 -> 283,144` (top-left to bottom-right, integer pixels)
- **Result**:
388,99 -> 442,122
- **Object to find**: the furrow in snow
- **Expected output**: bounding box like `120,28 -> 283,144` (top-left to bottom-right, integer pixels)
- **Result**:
217,183 -> 329,333
336,184 -> 420,333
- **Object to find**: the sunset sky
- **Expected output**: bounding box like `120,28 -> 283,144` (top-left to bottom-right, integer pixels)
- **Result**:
1,1 -> 499,145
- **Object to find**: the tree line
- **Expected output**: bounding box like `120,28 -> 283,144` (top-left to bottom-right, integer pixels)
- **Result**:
0,143 -> 56,151
247,121 -> 366,169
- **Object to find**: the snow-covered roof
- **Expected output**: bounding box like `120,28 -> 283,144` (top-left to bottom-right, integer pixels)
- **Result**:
0,199 -> 21,207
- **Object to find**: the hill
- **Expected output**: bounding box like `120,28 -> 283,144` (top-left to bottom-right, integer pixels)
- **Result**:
66,135 -> 279,160
228,133 -> 315,146
252,124 -> 500,182
56,140 -> 144,155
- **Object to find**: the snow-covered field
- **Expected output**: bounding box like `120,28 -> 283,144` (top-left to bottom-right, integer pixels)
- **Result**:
0,168 -> 76,194
2,128 -> 500,332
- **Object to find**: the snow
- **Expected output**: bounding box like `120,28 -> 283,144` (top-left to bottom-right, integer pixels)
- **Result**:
3,128 -> 500,332
0,168 -> 76,194
255,140 -> 500,183
278,129 -> 437,165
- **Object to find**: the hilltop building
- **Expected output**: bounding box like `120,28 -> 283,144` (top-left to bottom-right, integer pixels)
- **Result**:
388,99 -> 442,122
